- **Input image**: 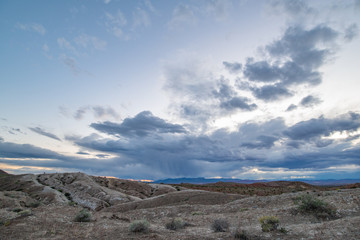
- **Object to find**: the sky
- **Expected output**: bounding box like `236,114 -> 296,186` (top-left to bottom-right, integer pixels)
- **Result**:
1,0 -> 360,180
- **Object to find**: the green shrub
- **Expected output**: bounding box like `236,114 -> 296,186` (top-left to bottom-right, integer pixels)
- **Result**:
165,218 -> 186,230
259,216 -> 279,232
211,219 -> 229,232
129,219 -> 150,233
296,195 -> 336,219
74,209 -> 91,222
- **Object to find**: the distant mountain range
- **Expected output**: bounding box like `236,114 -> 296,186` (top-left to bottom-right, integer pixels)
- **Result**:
153,177 -> 360,186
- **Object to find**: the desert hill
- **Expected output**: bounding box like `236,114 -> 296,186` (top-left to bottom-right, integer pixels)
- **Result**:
1,170 -> 359,239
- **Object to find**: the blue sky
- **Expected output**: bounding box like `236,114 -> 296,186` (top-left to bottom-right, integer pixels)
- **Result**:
1,0 -> 360,180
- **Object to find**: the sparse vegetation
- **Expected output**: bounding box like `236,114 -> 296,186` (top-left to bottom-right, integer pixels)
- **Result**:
259,216 -> 279,232
211,218 -> 229,232
165,217 -> 186,230
233,229 -> 249,239
295,194 -> 336,219
12,208 -> 22,213
74,209 -> 91,222
129,219 -> 150,233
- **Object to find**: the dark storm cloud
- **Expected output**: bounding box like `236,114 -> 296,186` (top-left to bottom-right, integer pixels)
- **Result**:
284,112 -> 360,141
270,146 -> 360,170
223,61 -> 242,74
241,135 -> 279,149
29,127 -> 61,141
90,111 -> 187,138
286,104 -> 297,112
300,95 -> 322,107
0,141 -> 66,159
220,97 -> 257,111
250,84 -> 293,101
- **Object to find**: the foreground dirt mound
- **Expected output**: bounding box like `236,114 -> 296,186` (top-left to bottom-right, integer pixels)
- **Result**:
37,173 -> 138,210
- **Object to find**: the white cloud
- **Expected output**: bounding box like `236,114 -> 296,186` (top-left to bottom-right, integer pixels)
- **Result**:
16,23 -> 46,35
105,10 -> 128,39
57,37 -> 76,52
133,7 -> 150,28
168,4 -> 197,29
74,34 -> 107,50
104,0 -> 111,4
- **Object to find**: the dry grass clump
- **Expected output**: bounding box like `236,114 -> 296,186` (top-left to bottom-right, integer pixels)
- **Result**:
129,219 -> 150,233
74,209 -> 91,222
211,218 -> 229,232
259,216 -> 279,232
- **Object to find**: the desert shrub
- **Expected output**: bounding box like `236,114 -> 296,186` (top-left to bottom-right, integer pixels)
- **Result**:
74,209 -> 91,222
165,218 -> 186,230
12,208 -> 23,213
296,195 -> 336,219
191,211 -> 203,216
279,227 -> 287,233
211,219 -> 229,232
129,219 -> 150,233
259,216 -> 279,232
233,229 -> 249,239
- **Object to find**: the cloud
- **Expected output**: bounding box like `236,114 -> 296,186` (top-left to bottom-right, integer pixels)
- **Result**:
284,112 -> 360,141
250,84 -> 293,101
57,37 -> 76,52
168,3 -> 196,29
237,24 -> 339,102
105,10 -> 128,39
204,0 -> 233,21
241,135 -> 279,149
74,34 -> 107,50
223,61 -> 242,74
74,106 -> 120,120
344,23 -> 359,41
60,54 -> 80,75
220,97 -> 257,111
269,0 -> 314,18
132,7 -> 150,28
16,23 -> 46,35
300,95 -> 322,107
90,111 -> 187,138
0,141 -> 65,159
104,0 -> 111,4
286,104 -> 297,112
266,25 -> 338,69
29,127 -> 61,141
